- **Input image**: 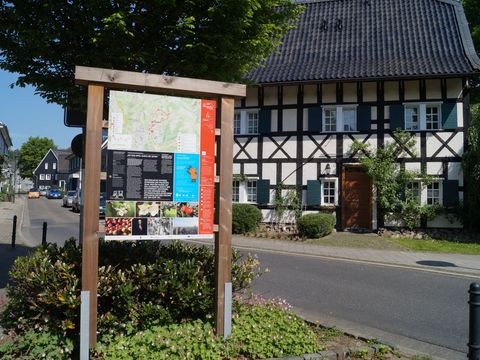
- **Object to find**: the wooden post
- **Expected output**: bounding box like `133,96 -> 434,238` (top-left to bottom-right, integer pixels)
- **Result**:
215,97 -> 234,335
81,84 -> 103,347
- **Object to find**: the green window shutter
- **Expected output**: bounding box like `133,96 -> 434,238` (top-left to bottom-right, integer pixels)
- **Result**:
256,179 -> 270,204
258,109 -> 271,134
357,105 -> 371,131
390,105 -> 404,130
306,180 -> 321,206
443,180 -> 459,208
308,107 -> 323,132
442,102 -> 457,129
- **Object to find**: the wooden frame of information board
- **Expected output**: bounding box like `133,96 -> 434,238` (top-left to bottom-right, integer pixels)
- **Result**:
75,66 -> 246,348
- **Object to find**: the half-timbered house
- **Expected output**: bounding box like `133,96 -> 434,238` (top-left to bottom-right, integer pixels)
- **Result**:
233,0 -> 480,230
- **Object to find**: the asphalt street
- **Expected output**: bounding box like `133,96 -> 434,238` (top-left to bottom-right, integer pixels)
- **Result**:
18,198 -> 475,358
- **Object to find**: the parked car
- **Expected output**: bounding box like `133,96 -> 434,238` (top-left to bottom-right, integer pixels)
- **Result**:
99,192 -> 106,218
47,188 -> 63,199
39,188 -> 48,196
72,190 -> 81,213
62,191 -> 76,207
27,188 -> 40,199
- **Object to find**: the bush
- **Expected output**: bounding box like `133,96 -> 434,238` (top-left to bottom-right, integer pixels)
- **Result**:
297,213 -> 335,238
1,239 -> 262,342
232,203 -> 262,234
96,303 -> 319,360
0,329 -> 74,360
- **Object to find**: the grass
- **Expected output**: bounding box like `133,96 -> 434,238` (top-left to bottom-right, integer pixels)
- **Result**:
303,232 -> 480,254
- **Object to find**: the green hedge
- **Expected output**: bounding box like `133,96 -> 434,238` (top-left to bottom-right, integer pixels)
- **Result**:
1,239 -> 261,342
297,213 -> 335,238
232,203 -> 262,234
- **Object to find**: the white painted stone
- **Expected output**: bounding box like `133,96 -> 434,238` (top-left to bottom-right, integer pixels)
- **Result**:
304,84 -> 317,104
446,78 -> 463,99
244,163 -> 257,175
322,83 -> 336,103
343,82 -> 357,103
427,215 -> 462,228
404,80 -> 420,100
426,79 -> 441,99
283,86 -> 298,105
262,163 -> 277,185
282,109 -> 297,131
246,87 -> 258,107
281,163 -> 298,185
384,81 -> 399,101
363,82 -> 377,102
426,162 -> 443,175
261,209 -> 275,222
264,86 -> 278,106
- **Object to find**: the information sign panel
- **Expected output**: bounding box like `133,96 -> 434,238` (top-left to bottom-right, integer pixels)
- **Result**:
105,91 -> 216,240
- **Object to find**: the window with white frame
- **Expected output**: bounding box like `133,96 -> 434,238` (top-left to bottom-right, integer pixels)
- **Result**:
323,106 -> 357,132
247,180 -> 257,203
427,181 -> 441,205
234,110 -> 259,135
404,103 -> 441,131
53,163 -> 57,170
321,180 -> 336,205
45,163 -> 48,169
39,174 -> 45,180
45,174 -> 51,181
407,181 -> 421,202
232,180 -> 240,202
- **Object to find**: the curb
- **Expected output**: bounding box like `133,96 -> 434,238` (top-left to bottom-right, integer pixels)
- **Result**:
265,344 -> 397,359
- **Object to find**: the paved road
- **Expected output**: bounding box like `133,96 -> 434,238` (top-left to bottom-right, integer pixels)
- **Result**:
23,197 -> 79,245
252,251 -> 471,359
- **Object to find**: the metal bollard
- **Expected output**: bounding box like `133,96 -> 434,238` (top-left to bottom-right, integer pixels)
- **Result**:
42,222 -> 48,246
469,282 -> 480,360
11,215 -> 17,248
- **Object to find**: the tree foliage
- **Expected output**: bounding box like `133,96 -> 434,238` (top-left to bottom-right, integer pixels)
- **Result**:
351,130 -> 439,230
18,137 -> 56,179
462,104 -> 480,230
0,0 -> 301,105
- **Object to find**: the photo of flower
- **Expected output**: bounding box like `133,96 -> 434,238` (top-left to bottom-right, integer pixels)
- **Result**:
136,202 -> 160,217
106,201 -> 136,217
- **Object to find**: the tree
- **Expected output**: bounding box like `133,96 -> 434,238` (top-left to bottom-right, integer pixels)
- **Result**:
0,1 -> 301,105
18,137 -> 56,179
463,0 -> 479,53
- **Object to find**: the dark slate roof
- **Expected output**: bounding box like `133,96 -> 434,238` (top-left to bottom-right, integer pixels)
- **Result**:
52,149 -> 71,173
248,0 -> 480,84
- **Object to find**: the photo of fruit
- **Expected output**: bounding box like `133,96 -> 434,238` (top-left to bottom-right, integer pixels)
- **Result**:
106,201 -> 136,217
105,218 -> 132,236
176,202 -> 198,217
160,202 -> 177,217
136,202 -> 160,217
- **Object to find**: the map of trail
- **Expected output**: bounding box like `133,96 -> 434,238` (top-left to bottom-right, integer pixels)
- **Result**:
108,91 -> 201,153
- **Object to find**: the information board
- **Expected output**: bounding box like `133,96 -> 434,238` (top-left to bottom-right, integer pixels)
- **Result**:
105,91 -> 216,240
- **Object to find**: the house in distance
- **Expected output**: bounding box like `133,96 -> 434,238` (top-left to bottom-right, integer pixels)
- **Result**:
33,149 -> 70,191
233,0 -> 480,230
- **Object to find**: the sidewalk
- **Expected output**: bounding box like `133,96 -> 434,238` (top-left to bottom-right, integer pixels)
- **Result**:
193,234 -> 480,278
0,195 -> 28,245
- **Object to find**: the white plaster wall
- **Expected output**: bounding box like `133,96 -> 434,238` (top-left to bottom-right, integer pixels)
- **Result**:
264,86 -> 278,106
446,78 -> 463,99
384,105 -> 390,120
263,137 -> 296,159
343,134 -> 377,156
244,163 -> 257,175
303,108 -> 309,131
457,102 -> 464,127
303,135 -> 336,158
363,82 -> 377,102
322,83 -> 336,103
271,109 -> 278,132
304,84 -> 317,104
261,209 -> 275,223
405,162 -> 421,172
246,87 -> 258,107
371,106 -> 377,120
426,79 -> 441,99
426,162 -> 443,175
281,163 -> 298,185
448,162 -> 463,186
427,215 -> 462,228
384,81 -> 399,101
282,109 -> 297,132
283,86 -> 298,105
262,163 -> 277,185
320,162 -> 337,176
426,132 -> 464,157
302,163 -> 317,185
233,163 -> 241,173
404,80 -> 420,100
235,137 -> 258,159
343,83 -> 357,103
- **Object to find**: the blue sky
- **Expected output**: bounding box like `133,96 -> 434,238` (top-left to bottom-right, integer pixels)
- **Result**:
0,69 -> 81,150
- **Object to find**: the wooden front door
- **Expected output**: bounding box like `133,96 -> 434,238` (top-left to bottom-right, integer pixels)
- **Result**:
342,166 -> 372,229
